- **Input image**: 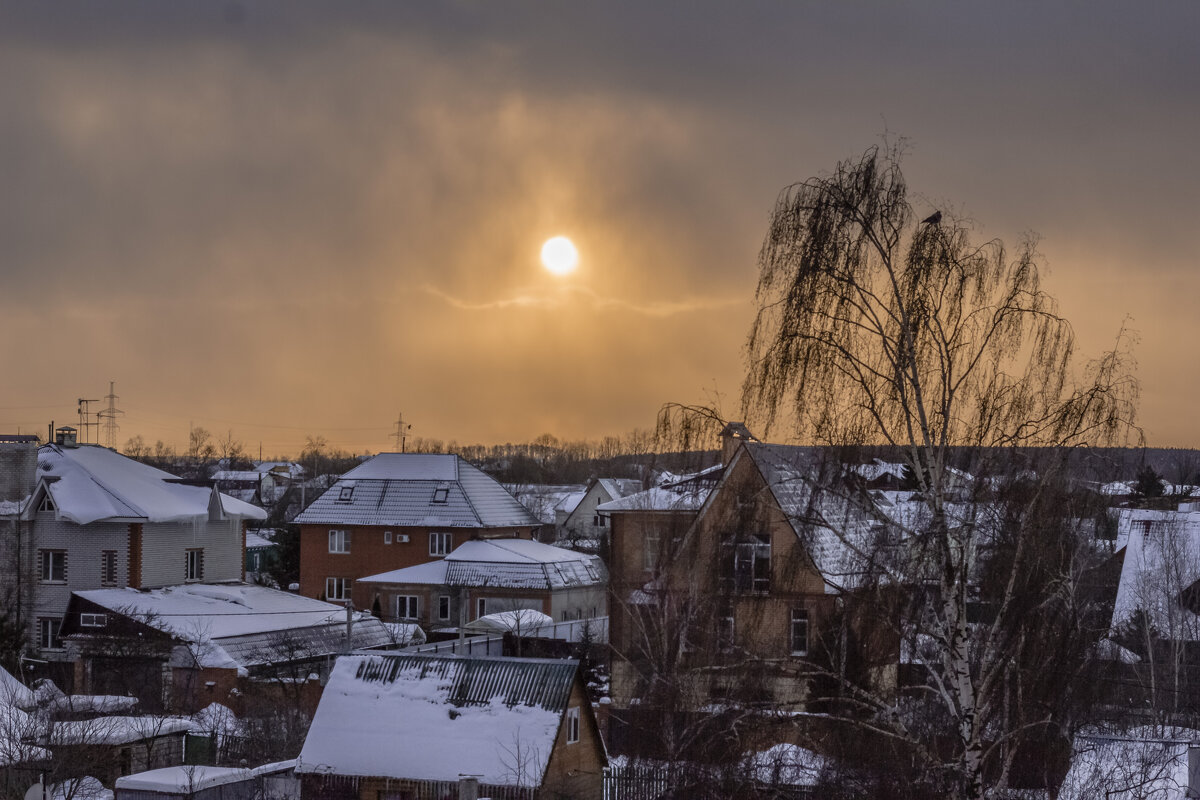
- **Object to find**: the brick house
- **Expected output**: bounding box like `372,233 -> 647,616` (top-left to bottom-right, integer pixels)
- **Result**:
604,427 -> 899,747
297,652 -> 606,800
294,453 -> 541,602
356,537 -> 606,631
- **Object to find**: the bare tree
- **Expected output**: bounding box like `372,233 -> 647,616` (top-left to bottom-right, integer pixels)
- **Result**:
737,144 -> 1139,799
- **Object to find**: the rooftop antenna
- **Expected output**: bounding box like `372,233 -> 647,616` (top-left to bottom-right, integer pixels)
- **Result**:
96,381 -> 123,448
392,412 -> 412,453
77,397 -> 100,444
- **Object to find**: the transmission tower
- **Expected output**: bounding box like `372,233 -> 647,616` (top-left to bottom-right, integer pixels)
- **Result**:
97,381 -> 124,448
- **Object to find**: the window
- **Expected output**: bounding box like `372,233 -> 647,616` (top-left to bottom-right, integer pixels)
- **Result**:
430,532 -> 452,556
185,549 -> 204,582
431,485 -> 450,504
329,529 -> 351,554
477,598 -> 487,619
338,485 -> 354,502
717,600 -> 735,651
101,550 -> 118,586
37,617 -> 62,650
39,550 -> 67,583
566,706 -> 580,744
438,595 -> 451,621
384,531 -> 393,545
37,494 -> 55,512
396,595 -> 419,620
790,608 -> 809,656
643,534 -> 660,572
326,577 -> 352,601
80,613 -> 107,628
723,535 -> 771,594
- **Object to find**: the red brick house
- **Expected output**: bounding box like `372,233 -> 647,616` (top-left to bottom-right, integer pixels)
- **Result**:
295,453 -> 541,601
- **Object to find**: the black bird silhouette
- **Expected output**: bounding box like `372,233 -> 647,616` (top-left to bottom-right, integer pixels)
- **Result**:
921,210 -> 942,225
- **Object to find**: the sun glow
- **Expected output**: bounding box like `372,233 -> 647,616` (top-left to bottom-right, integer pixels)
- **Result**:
540,236 -> 579,275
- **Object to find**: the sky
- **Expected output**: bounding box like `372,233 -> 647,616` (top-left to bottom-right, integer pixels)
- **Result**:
1,2 -> 1197,455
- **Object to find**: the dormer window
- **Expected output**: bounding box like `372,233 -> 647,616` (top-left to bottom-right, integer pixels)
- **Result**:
37,494 -> 55,513
431,485 -> 450,504
338,486 -> 354,502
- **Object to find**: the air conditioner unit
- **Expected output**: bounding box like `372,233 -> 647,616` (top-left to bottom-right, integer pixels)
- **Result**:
397,534 -> 410,543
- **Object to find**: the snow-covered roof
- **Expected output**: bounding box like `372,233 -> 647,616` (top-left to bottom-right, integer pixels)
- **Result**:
598,485 -> 709,513
245,531 -> 276,550
597,478 -> 643,500
0,665 -> 34,709
1110,509 -> 1200,641
1059,731 -> 1198,799
49,715 -> 192,746
36,445 -> 266,525
744,743 -> 826,788
70,584 -> 395,666
461,610 -> 554,634
115,765 -> 255,793
358,538 -> 605,590
211,471 -> 262,483
297,653 -> 578,785
48,695 -> 138,716
555,490 -> 586,515
0,704 -> 51,766
294,453 -> 539,529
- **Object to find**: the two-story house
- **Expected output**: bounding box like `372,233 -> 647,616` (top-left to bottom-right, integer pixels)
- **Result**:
294,453 -> 542,602
20,429 -> 266,669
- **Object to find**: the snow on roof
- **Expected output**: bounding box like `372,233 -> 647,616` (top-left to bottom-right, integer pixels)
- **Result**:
555,490 -> 586,515
0,704 -> 51,766
48,695 -> 138,715
37,445 -> 266,525
1059,732 -> 1197,799
744,743 -> 826,787
294,454 -> 539,529
1110,509 -> 1200,641
297,654 -> 576,785
504,485 -> 586,524
0,664 -> 35,709
596,478 -> 643,500
245,531 -> 277,550
598,485 -> 709,513
71,585 -> 396,664
115,765 -> 254,793
211,470 -> 262,482
49,776 -> 111,800
359,539 -> 605,590
462,610 -> 554,634
49,715 -> 192,746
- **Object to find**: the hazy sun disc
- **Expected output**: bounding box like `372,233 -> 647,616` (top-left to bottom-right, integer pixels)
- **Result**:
541,236 -> 579,275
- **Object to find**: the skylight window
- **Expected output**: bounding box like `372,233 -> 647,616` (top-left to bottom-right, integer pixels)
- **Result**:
338,486 -> 354,502
431,486 -> 450,504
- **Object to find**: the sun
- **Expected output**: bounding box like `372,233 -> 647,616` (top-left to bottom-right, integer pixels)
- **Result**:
540,236 -> 579,275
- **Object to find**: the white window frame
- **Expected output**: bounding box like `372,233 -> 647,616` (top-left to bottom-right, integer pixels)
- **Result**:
430,532 -> 452,556
396,595 -> 419,620
185,549 -> 203,582
643,534 -> 660,572
384,531 -> 393,545
39,550 -> 67,583
326,577 -> 352,601
566,706 -> 580,744
329,529 -> 351,554
438,595 -> 451,621
790,608 -> 809,656
80,613 -> 107,628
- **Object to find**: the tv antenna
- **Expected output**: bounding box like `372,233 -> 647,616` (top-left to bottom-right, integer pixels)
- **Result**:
77,397 -> 101,444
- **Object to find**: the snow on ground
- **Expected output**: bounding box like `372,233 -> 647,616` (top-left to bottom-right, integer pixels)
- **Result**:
744,743 -> 826,787
1059,731 -> 1198,799
49,777 -> 112,800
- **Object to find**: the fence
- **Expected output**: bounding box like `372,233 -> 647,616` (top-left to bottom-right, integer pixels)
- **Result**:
400,616 -> 609,655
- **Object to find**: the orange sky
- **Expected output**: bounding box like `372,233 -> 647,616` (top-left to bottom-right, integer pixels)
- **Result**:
1,4 -> 1197,455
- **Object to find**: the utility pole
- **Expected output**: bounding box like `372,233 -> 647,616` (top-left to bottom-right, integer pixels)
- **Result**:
77,397 -> 100,444
344,600 -> 354,653
393,412 -> 412,453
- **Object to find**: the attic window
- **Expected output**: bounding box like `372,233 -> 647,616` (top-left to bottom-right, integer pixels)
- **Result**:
38,495 -> 55,513
431,486 -> 450,504
338,486 -> 354,502
80,613 -> 107,628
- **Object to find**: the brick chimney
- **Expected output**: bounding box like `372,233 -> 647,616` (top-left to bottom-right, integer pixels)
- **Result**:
719,422 -> 758,466
0,435 -> 38,505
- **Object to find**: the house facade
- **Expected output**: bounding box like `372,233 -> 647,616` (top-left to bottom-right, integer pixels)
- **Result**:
3,430 -> 266,674
356,538 -> 606,630
296,653 -> 606,800
557,478 -> 643,551
294,453 -> 541,602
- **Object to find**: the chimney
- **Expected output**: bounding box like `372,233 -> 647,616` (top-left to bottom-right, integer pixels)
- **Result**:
457,776 -> 480,800
55,426 -> 78,447
0,435 -> 39,505
719,422 -> 758,466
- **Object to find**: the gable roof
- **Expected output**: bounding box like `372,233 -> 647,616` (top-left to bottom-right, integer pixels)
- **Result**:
359,538 -> 605,590
294,453 -> 539,529
1110,509 -> 1200,641
35,445 -> 266,525
67,583 -> 394,667
297,653 -> 577,785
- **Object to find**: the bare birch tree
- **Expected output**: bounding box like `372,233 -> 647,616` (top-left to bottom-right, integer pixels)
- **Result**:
739,144 -> 1139,799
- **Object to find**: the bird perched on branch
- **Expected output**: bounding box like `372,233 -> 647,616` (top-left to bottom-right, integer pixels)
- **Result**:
920,210 -> 942,226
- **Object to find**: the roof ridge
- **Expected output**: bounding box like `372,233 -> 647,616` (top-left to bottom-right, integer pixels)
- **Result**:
453,457 -> 485,527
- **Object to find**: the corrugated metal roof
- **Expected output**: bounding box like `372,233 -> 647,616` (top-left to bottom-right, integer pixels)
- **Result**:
351,653 -> 577,711
295,454 -> 539,528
